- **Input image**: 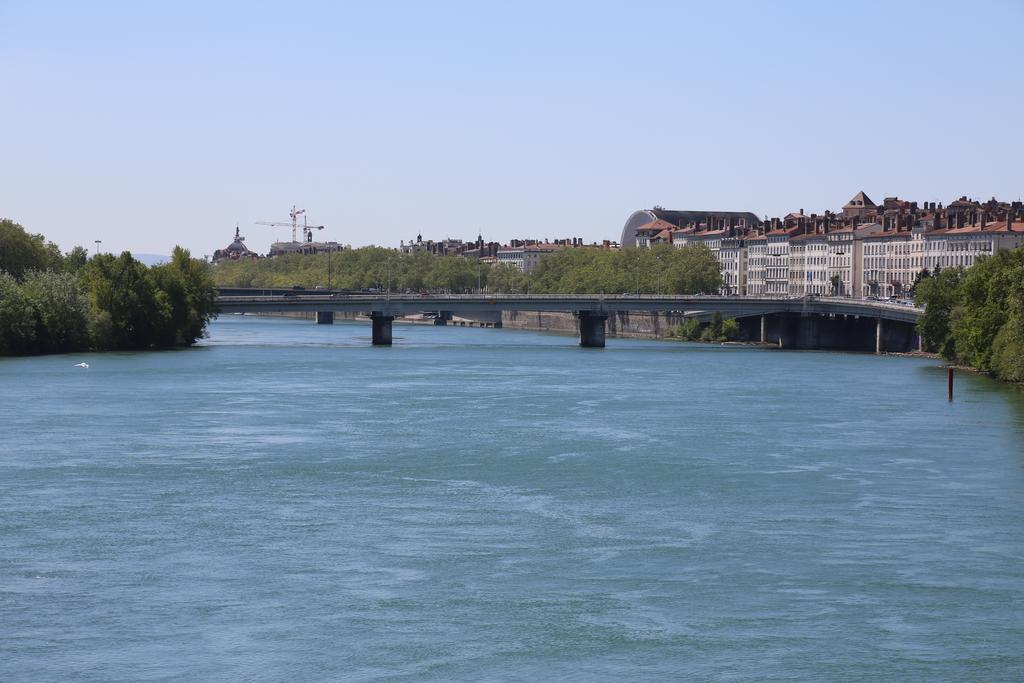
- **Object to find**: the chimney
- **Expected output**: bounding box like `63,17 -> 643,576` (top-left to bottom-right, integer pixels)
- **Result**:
799,208 -> 804,216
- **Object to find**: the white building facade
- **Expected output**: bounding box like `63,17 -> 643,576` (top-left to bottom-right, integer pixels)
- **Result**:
788,233 -> 829,296
745,236 -> 768,296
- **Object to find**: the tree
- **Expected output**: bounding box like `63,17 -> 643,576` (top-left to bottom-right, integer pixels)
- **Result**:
0,271 -> 36,354
63,246 -> 90,273
666,244 -> 722,294
19,270 -> 91,353
915,267 -> 962,357
0,219 -> 63,279
427,256 -> 477,292
150,247 -> 218,346
527,245 -> 720,295
82,252 -> 169,350
488,263 -> 528,293
701,312 -> 725,342
949,249 -> 1024,373
909,268 -> 931,297
671,317 -> 702,341
0,217 -> 216,355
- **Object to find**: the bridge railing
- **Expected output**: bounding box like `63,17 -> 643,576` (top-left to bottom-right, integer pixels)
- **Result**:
214,292 -> 921,310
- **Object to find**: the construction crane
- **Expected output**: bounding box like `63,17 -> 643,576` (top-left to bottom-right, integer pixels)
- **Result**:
256,205 -> 325,243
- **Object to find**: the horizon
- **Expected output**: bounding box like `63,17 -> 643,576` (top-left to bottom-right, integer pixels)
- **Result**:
2,1 -> 1022,257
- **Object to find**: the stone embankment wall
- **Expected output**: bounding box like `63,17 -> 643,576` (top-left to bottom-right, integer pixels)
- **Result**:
500,311 -> 686,339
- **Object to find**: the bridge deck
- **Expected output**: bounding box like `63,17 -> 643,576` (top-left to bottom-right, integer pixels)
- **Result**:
214,294 -> 923,324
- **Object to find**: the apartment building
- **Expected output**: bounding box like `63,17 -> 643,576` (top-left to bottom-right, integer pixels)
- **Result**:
764,226 -> 800,295
860,224 -> 925,298
633,220 -> 676,249
625,196 -> 1024,299
924,220 -> 1024,271
719,235 -> 748,295
671,228 -> 749,295
788,231 -> 829,296
495,245 -> 525,271
745,233 -> 767,296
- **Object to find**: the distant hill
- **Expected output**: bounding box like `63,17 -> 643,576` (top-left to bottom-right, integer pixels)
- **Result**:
134,253 -> 170,266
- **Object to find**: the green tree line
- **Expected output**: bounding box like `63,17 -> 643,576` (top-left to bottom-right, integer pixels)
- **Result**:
212,243 -> 722,295
670,312 -> 743,343
915,247 -> 1024,384
0,219 -> 216,356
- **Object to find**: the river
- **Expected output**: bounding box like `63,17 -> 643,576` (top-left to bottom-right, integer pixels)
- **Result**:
2,316 -> 1023,681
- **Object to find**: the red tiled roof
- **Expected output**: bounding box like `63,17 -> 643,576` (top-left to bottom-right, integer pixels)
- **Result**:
789,231 -> 827,242
863,230 -> 913,240
682,229 -> 729,239
930,221 -> 1022,235
766,226 -> 802,237
634,219 -> 677,234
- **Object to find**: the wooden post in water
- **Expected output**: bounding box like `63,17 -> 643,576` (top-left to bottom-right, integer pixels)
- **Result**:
947,367 -> 954,401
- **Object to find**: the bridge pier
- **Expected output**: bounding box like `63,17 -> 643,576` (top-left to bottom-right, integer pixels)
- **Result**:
876,318 -> 882,354
371,312 -> 394,346
760,315 -> 767,343
578,311 -> 607,348
316,311 -> 335,325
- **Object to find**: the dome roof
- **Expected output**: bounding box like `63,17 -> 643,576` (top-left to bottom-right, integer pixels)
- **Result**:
223,226 -> 250,253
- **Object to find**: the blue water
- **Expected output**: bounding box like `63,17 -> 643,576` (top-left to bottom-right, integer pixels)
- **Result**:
2,316 -> 1024,681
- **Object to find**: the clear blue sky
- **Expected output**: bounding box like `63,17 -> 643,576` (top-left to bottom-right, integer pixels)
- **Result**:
1,0 -> 1021,257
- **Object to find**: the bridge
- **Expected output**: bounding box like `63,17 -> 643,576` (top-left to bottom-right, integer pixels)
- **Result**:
215,292 -> 923,352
